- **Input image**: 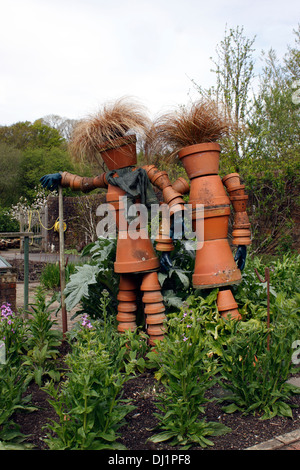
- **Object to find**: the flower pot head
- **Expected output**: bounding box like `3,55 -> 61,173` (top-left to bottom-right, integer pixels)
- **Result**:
178,143 -> 221,179
69,97 -> 151,170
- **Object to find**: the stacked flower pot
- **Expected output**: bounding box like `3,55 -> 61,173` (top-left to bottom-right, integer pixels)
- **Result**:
222,173 -> 251,247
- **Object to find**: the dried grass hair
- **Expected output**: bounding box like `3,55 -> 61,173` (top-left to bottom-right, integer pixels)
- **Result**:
69,97 -> 151,167
149,98 -> 233,160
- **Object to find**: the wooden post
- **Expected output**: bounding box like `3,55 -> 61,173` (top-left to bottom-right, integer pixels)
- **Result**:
58,185 -> 68,336
23,234 -> 29,317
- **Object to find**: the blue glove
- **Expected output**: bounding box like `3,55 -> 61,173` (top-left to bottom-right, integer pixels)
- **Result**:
160,252 -> 173,273
40,173 -> 62,191
234,245 -> 247,271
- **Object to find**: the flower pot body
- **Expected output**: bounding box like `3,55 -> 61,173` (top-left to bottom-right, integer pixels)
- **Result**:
105,184 -> 160,274
179,143 -> 241,289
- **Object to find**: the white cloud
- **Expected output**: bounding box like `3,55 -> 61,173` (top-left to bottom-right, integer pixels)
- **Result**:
0,0 -> 298,124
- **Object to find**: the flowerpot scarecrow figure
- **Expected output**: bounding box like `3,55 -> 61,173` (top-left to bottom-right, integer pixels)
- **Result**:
150,99 -> 251,319
40,98 -> 186,345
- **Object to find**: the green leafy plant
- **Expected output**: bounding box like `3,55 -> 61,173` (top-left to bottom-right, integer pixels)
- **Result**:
0,302 -> 28,366
23,287 -> 62,386
147,306 -> 230,449
43,316 -> 136,450
218,319 -> 300,419
64,237 -> 119,320
40,261 -> 77,290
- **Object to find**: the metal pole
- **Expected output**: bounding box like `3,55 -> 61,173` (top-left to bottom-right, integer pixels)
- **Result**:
255,267 -> 270,351
24,235 -> 29,317
58,185 -> 68,336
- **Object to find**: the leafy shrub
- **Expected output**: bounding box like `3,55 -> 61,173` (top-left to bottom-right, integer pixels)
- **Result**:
218,319 -> 300,419
147,304 -> 231,449
43,295 -> 138,450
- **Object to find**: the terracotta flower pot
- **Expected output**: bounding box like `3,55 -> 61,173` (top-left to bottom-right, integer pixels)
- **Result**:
144,302 -> 165,314
193,238 -> 242,289
117,301 -> 138,313
233,211 -> 250,229
172,177 -> 190,195
227,184 -> 245,197
222,173 -> 241,191
117,290 -> 137,301
146,312 -> 167,324
114,233 -> 160,274
148,335 -> 165,346
217,289 -> 241,320
189,175 -> 230,208
140,272 -> 161,291
150,171 -> 171,190
162,186 -> 182,205
147,324 -> 167,336
232,228 -> 251,246
230,195 -> 248,212
101,136 -> 137,170
142,290 -> 164,303
119,274 -> 139,291
116,312 -> 136,322
178,142 -> 221,179
193,206 -> 231,241
117,322 -> 137,332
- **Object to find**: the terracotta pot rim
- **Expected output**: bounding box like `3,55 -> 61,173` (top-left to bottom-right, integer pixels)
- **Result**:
222,172 -> 240,182
178,142 -> 221,159
230,195 -> 248,201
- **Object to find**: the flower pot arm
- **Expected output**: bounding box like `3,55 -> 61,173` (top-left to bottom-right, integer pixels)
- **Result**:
222,172 -> 252,246
60,171 -> 108,193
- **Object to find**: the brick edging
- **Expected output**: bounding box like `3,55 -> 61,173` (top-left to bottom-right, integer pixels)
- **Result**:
246,428 -> 300,450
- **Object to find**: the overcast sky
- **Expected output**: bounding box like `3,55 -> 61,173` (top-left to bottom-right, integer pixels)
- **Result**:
1,0 -> 299,125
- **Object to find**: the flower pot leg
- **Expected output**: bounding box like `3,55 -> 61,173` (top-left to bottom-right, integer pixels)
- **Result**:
116,274 -> 138,333
141,271 -> 167,346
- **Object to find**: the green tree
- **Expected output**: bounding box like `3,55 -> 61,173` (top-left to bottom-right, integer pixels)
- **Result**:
0,143 -> 22,207
192,25 -> 256,163
0,121 -> 64,151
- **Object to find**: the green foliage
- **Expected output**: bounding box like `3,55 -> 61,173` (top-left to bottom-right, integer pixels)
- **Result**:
218,319 -> 300,419
40,261 -> 77,290
43,312 -> 138,450
0,205 -> 19,232
0,121 -> 64,151
64,237 -> 119,320
147,306 -> 230,449
23,287 -> 62,386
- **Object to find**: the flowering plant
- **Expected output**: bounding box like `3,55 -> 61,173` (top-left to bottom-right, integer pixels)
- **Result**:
147,302 -> 230,448
0,303 -> 27,366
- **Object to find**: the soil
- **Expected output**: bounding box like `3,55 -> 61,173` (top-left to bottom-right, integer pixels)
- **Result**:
5,256 -> 300,451
12,345 -> 300,451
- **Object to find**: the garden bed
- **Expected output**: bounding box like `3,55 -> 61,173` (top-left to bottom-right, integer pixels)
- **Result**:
13,346 -> 300,451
